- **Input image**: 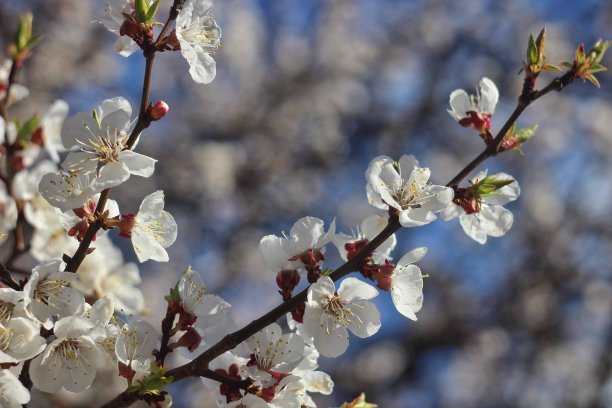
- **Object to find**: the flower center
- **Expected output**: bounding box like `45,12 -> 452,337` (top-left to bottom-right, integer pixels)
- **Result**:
79,124 -> 126,164
0,301 -> 15,322
0,325 -> 13,351
53,338 -> 84,362
182,16 -> 221,51
34,278 -> 68,308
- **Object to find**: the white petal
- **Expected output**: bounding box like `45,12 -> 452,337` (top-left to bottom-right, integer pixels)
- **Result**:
137,190 -> 165,220
313,324 -> 349,358
259,235 -> 292,270
399,207 -> 436,227
182,46 -> 216,84
391,264 -> 424,320
448,89 -> 471,119
347,299 -> 380,338
119,150 -> 157,177
479,77 -> 499,114
397,247 -> 428,267
0,370 -> 29,406
96,161 -> 131,189
338,277 -> 378,302
397,155 -> 420,178
478,205 -> 514,237
459,214 -> 488,244
307,276 -> 335,303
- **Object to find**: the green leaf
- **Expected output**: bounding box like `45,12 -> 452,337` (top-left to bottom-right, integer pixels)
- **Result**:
527,34 -> 538,65
16,116 -> 40,144
589,63 -> 608,74
541,64 -> 562,72
585,74 -> 601,88
135,0 -> 150,23
514,124 -> 538,143
137,363 -> 173,395
146,0 -> 160,22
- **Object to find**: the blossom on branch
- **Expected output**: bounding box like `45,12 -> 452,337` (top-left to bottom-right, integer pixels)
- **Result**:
29,316 -> 107,393
447,77 -> 499,134
61,97 -> 156,189
366,154 -> 453,227
303,276 -> 381,358
23,259 -> 85,329
175,0 -> 222,84
119,190 -> 178,262
441,171 -> 520,244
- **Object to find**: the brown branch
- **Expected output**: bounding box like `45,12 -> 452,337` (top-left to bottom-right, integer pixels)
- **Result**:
154,305 -> 177,365
64,52 -> 155,273
99,35 -> 583,408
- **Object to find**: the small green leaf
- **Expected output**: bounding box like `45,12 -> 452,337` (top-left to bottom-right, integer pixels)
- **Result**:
585,74 -> 601,88
514,124 -> 538,143
541,64 -> 562,72
146,0 -> 160,22
135,0 -> 150,23
341,393 -> 378,408
16,116 -> 40,144
527,34 -> 538,65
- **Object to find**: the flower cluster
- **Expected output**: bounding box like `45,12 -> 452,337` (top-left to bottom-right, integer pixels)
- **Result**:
0,1 -> 598,407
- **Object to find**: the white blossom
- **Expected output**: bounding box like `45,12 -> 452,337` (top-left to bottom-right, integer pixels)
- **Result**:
0,317 -> 45,363
176,0 -> 221,84
447,77 -> 499,127
178,267 -> 230,324
0,369 -> 30,407
61,97 -> 156,189
441,171 -> 520,244
125,190 -> 178,263
29,316 -> 106,393
38,167 -> 103,212
366,154 -> 453,227
259,217 -> 335,272
23,259 -> 85,329
236,323 -> 304,384
333,214 -> 396,264
101,0 -> 140,57
303,276 -> 380,358
115,320 -> 159,380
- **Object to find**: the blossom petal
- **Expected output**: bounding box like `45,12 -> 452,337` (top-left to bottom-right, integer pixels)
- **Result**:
391,264 -> 424,320
313,323 -> 349,358
338,277 -> 378,302
119,150 -> 157,177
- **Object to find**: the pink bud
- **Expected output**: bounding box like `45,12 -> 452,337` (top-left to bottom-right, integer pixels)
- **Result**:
149,100 -> 169,120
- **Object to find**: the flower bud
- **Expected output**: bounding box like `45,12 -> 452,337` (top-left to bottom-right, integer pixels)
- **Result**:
149,100 -> 169,120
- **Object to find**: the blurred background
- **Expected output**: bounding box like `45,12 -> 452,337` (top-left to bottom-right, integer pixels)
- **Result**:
2,0 -> 612,407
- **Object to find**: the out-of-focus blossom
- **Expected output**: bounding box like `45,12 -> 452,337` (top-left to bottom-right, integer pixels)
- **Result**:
176,0 -> 222,84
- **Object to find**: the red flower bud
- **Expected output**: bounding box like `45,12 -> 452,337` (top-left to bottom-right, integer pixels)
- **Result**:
149,100 -> 169,120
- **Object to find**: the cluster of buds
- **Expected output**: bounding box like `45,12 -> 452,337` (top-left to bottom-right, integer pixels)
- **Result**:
563,39 -> 611,88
